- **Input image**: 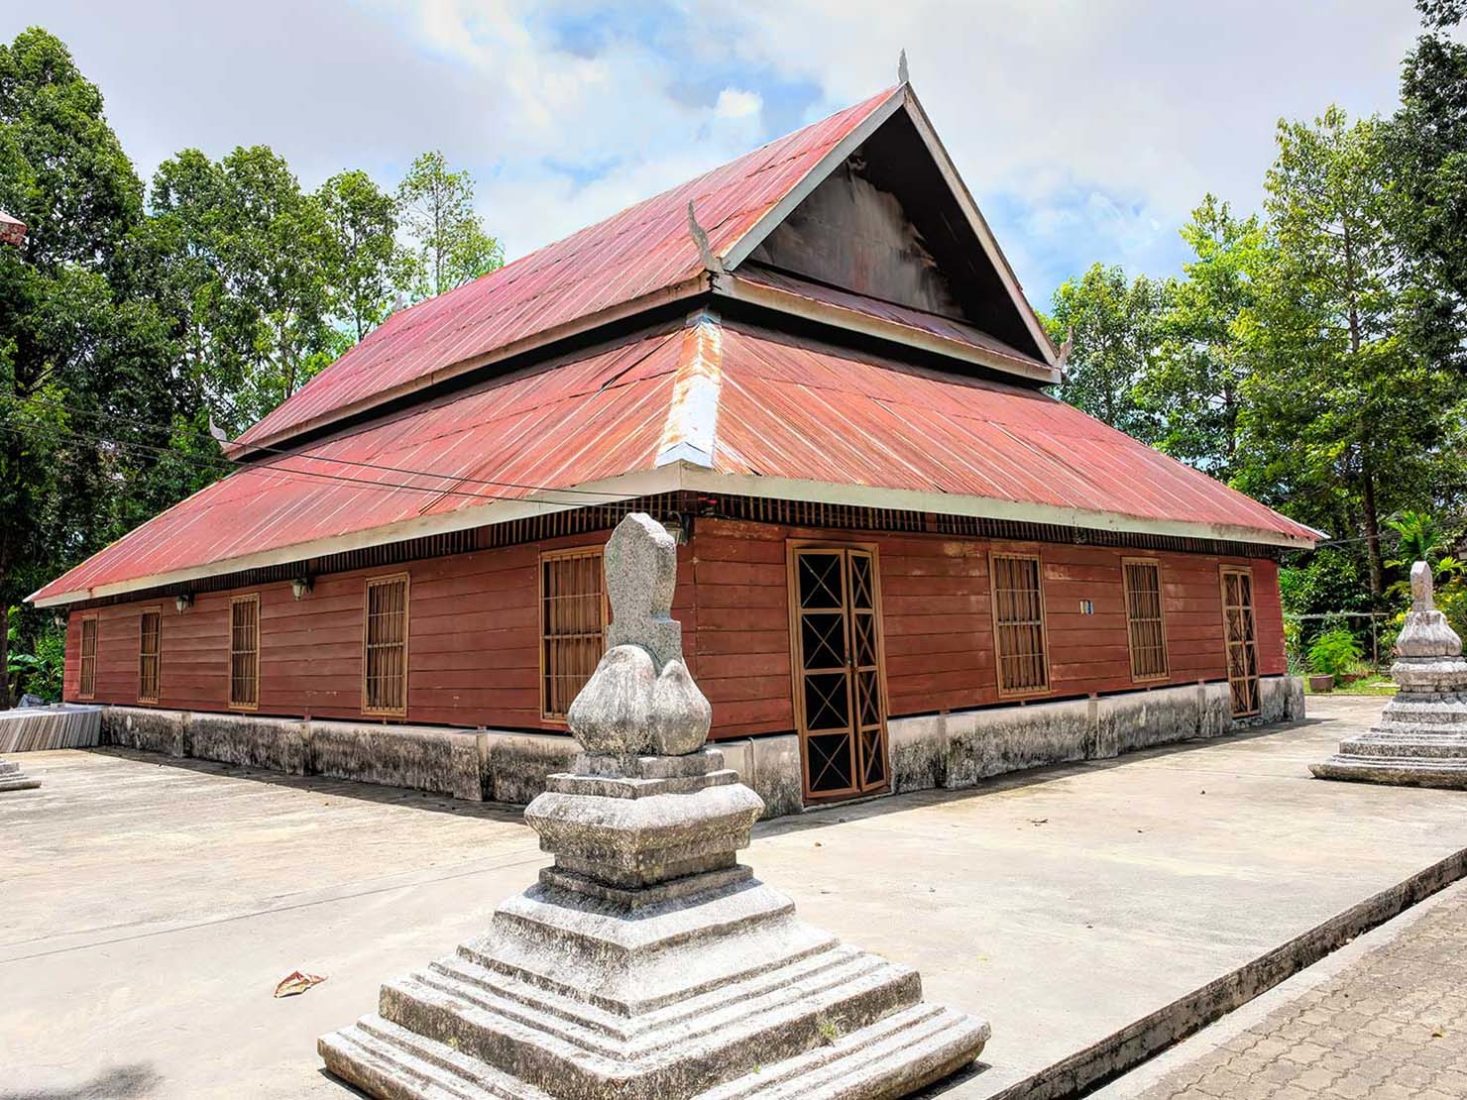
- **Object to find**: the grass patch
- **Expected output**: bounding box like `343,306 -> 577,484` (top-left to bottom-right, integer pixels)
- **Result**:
1306,673 -> 1397,696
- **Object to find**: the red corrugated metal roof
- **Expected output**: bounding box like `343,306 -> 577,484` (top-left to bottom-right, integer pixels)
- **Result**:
232,88 -> 901,452
709,323 -> 1317,543
32,317 -> 1315,605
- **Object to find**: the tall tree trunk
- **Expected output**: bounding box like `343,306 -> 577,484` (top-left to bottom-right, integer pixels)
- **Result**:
0,566 -> 10,710
1361,463 -> 1385,603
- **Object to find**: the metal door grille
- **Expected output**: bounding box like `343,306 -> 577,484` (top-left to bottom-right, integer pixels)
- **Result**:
1123,560 -> 1168,680
1221,567 -> 1260,716
364,575 -> 409,715
790,546 -> 889,801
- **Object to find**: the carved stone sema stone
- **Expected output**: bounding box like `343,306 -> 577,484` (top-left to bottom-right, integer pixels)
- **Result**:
0,756 -> 41,792
1312,561 -> 1467,789
320,513 -> 989,1098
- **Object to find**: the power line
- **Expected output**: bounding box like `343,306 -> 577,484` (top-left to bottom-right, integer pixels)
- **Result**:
15,392 -> 636,502
0,418 -> 632,510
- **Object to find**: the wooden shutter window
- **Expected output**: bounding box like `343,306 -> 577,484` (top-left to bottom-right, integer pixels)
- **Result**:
541,548 -> 607,720
138,611 -> 162,703
364,574 -> 410,716
79,617 -> 98,699
991,553 -> 1049,694
1123,559 -> 1169,681
229,595 -> 260,709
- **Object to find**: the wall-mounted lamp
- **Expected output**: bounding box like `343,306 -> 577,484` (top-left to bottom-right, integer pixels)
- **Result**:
292,576 -> 314,600
52,611 -> 67,629
175,593 -> 193,613
663,513 -> 693,546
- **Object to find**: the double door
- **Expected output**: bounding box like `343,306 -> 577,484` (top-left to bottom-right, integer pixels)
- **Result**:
790,546 -> 889,801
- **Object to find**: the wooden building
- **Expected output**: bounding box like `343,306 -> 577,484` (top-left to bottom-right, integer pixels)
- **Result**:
33,83 -> 1315,809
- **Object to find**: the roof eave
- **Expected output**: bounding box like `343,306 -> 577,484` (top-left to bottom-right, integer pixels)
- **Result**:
29,467 -> 1314,609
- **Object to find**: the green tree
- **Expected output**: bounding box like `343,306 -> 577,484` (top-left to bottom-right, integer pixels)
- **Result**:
1240,107 -> 1456,603
150,145 -> 335,431
317,169 -> 404,341
1044,263 -> 1168,442
1140,196 -> 1269,479
396,151 -> 503,300
0,27 -> 197,705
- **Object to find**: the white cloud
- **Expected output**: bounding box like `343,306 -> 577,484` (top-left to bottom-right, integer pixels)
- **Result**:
3,0 -> 1427,299
713,88 -> 763,120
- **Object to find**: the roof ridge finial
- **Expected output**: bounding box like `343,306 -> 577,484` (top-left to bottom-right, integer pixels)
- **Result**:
686,201 -> 725,276
898,48 -> 909,85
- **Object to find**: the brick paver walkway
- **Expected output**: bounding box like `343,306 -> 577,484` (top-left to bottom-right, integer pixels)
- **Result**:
1133,885 -> 1467,1099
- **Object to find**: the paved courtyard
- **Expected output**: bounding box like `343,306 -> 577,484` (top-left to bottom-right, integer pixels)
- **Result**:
3,696 -> 1466,1099
1101,878 -> 1467,1100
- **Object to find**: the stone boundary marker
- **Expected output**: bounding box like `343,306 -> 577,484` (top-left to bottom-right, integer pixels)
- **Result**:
976,845 -> 1467,1100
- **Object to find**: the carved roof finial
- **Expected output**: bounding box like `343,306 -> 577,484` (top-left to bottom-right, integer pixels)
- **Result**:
898,48 -> 909,85
686,201 -> 724,276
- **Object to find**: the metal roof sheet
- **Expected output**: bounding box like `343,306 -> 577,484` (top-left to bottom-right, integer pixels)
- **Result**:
33,317 -> 1315,605
232,88 -> 901,452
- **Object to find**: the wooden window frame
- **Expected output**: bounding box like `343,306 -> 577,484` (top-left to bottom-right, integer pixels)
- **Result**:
989,550 -> 1051,697
1220,564 -> 1261,718
1122,557 -> 1169,682
228,594 -> 261,712
785,539 -> 892,803
539,545 -> 609,723
138,607 -> 162,704
77,614 -> 99,700
362,572 -> 410,718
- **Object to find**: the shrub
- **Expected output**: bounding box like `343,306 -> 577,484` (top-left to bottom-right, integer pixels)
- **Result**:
1307,626 -> 1364,679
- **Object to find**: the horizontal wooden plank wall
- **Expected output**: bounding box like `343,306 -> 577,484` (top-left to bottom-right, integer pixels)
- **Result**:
63,519 -> 1284,740
688,518 -> 1286,739
62,533 -> 694,734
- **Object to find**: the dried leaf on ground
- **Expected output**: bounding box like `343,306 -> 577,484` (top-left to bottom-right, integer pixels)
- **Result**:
274,970 -> 327,998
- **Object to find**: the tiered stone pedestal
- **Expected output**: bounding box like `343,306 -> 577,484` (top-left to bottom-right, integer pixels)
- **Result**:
1312,562 -> 1467,790
320,748 -> 987,1099
321,512 -> 988,1099
0,756 -> 40,791
1311,659 -> 1467,789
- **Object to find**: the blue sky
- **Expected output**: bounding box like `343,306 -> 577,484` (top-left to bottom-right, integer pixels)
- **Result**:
0,0 -> 1433,305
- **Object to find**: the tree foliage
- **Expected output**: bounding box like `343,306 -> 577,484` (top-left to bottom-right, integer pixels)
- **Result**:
0,26 -> 503,703
397,151 -> 504,301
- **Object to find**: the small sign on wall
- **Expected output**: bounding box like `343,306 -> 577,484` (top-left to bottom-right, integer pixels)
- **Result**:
1079,599 -> 1094,615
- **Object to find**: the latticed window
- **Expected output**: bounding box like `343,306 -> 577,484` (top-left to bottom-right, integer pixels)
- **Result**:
138,611 -> 161,703
229,595 -> 260,709
992,553 -> 1049,694
1123,560 -> 1168,680
79,617 -> 98,698
364,574 -> 409,716
541,548 -> 606,720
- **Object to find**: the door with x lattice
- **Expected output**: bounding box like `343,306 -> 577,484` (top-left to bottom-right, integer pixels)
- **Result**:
1220,566 -> 1260,717
789,546 -> 889,802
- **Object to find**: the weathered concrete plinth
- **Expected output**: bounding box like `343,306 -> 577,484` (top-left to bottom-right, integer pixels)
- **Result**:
0,755 -> 41,791
320,514 -> 988,1098
1313,563 -> 1467,789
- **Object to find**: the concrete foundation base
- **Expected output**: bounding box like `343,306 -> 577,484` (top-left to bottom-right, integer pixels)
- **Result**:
99,677 -> 1305,819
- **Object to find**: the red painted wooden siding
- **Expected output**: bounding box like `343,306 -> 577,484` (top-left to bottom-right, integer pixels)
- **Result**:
63,520 -> 1285,739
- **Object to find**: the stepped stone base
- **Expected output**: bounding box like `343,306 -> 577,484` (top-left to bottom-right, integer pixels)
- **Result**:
320,875 -> 987,1099
321,748 -> 990,1098
0,756 -> 41,791
1312,663 -> 1467,790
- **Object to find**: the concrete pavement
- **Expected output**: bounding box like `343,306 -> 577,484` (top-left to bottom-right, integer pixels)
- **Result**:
3,696 -> 1465,1098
